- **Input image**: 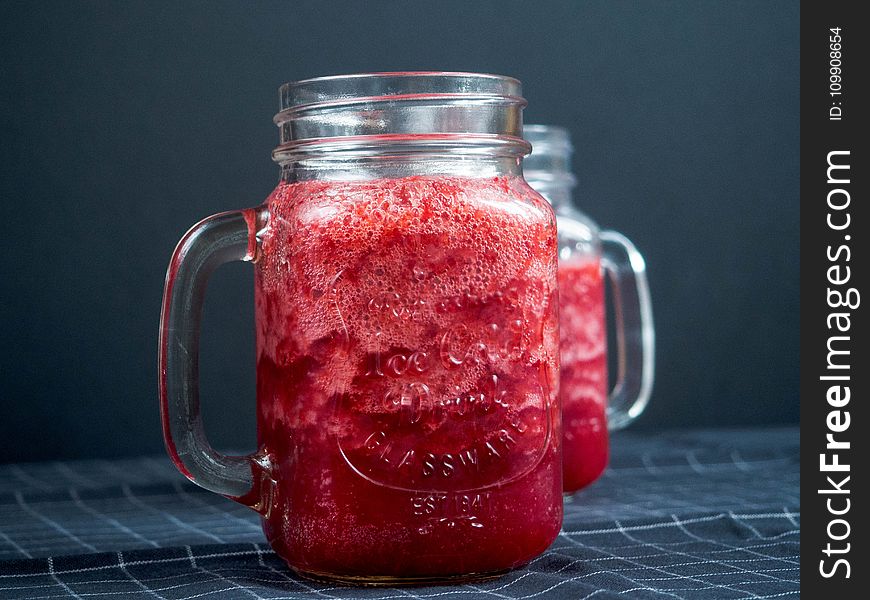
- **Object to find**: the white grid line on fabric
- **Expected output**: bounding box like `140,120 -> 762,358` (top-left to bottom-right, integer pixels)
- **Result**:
10,562 -> 795,597
0,477 -> 798,561
549,579 -> 785,599
0,548 -> 272,579
602,457 -> 793,477
0,518 -> 261,558
728,512 -> 766,539
141,457 -> 182,479
596,587 -> 798,599
95,461 -> 157,486
26,502 -> 794,553
203,590 -> 799,600
1,562 -> 588,597
13,492 -> 98,554
120,485 -> 225,545
117,550 -> 166,600
7,466 -> 54,493
0,429 -> 799,600
535,545 -> 800,582
558,532 -> 756,600
0,566 -> 303,593
0,569 -> 332,598
68,490 -> 160,550
782,508 -> 800,529
185,544 -> 266,600
254,543 -> 347,600
614,518 -> 796,591
542,546 -> 795,568
459,563 -> 684,600
0,535 -> 801,600
566,511 -> 799,594
0,528 -> 33,559
548,533 -> 799,554
0,565 -> 802,600
670,515 -> 799,568
0,510 -> 796,592
478,561 -> 691,600
462,577 -> 662,600
17,574 -> 332,600
561,512 -> 800,536
631,567 -> 798,583
730,450 -> 754,473
686,451 -> 714,475
51,464 -> 100,489
45,556 -> 83,600
0,531 -> 799,568
555,533 -> 706,600
171,482 -> 262,534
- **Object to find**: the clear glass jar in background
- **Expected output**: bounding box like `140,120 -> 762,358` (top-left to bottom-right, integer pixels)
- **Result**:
159,73 -> 562,584
523,125 -> 655,493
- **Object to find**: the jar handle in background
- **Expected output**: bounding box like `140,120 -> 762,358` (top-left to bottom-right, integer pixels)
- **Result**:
158,208 -> 269,510
600,230 -> 655,431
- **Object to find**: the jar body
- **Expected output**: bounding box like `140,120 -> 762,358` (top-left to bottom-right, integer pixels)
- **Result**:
553,205 -> 609,493
254,174 -> 562,581
524,123 -> 653,495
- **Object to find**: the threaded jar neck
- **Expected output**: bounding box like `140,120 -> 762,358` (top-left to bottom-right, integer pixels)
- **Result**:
272,72 -> 531,165
523,124 -> 577,209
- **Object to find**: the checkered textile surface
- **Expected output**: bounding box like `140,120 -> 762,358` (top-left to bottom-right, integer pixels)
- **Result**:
0,428 -> 799,599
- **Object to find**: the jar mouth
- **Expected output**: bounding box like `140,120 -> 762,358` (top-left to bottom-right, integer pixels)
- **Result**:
278,71 -> 523,111
523,124 -> 576,187
524,125 -> 572,155
273,71 -> 529,162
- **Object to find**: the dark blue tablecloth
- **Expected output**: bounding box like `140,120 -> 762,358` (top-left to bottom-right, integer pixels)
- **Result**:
0,428 -> 799,599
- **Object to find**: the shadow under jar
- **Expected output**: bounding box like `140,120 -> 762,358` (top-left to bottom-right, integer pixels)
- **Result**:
159,73 -> 563,585
523,125 -> 655,494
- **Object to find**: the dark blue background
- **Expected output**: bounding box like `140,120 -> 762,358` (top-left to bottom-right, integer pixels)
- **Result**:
0,1 -> 799,462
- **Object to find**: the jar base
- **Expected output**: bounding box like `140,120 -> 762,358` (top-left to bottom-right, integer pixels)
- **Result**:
290,566 -> 513,587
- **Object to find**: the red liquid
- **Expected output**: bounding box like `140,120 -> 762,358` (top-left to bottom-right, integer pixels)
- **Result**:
254,175 -> 561,580
557,258 -> 608,493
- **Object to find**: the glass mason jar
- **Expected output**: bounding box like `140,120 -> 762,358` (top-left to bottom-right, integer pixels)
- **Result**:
523,125 -> 654,494
159,73 -> 562,584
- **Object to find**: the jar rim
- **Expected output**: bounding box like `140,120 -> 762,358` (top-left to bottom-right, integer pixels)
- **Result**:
279,71 -> 523,111
273,71 -> 530,161
285,70 -> 522,87
524,125 -> 573,154
523,124 -> 577,189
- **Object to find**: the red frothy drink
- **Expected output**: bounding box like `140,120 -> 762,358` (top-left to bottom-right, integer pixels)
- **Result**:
557,257 -> 608,493
254,175 -> 561,581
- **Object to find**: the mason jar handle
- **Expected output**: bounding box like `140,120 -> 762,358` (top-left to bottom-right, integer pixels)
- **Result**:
600,230 -> 655,431
159,208 -> 268,507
